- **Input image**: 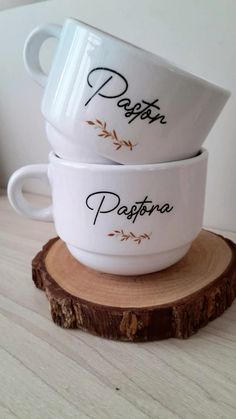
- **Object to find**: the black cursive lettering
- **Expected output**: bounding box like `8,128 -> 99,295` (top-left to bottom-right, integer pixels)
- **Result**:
86,191 -> 120,225
85,67 -> 167,126
85,192 -> 173,225
85,67 -> 128,106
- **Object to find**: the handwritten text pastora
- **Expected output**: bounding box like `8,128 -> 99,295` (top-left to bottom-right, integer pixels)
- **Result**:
86,191 -> 173,225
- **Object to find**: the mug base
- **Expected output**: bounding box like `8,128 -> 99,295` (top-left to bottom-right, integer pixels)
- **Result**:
46,122 -> 117,164
66,243 -> 191,276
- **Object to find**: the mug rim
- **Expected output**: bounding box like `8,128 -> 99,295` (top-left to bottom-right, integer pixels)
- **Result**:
49,148 -> 208,171
66,17 -> 230,97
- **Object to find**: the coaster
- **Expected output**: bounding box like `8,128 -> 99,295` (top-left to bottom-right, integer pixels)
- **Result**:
32,230 -> 236,341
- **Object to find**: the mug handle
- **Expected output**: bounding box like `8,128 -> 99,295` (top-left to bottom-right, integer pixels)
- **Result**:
7,164 -> 53,222
23,23 -> 62,87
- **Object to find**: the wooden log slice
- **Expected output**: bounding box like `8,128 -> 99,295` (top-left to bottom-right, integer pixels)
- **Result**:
32,230 -> 236,341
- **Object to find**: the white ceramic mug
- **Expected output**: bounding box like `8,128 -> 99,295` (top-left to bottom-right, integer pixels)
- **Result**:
24,18 -> 229,165
8,149 -> 208,275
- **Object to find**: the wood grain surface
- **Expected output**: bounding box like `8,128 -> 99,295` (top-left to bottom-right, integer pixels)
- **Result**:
44,231 -> 233,306
32,230 -> 236,341
0,191 -> 236,418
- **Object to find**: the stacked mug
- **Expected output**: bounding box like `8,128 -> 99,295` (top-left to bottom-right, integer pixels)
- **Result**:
8,18 -> 230,275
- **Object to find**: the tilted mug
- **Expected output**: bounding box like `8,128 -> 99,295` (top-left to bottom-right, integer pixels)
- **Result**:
24,18 -> 229,164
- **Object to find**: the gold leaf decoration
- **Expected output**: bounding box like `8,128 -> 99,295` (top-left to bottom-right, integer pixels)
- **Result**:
86,120 -> 137,151
107,230 -> 151,244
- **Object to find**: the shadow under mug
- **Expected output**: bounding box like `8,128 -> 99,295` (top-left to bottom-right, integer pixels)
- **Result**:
7,149 -> 208,275
24,18 -> 229,165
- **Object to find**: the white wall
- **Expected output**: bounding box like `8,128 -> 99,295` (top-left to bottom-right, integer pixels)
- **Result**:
0,0 -> 45,11
0,0 -> 235,230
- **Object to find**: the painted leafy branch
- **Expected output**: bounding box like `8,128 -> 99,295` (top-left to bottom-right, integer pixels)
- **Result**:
86,119 -> 137,151
108,229 -> 152,245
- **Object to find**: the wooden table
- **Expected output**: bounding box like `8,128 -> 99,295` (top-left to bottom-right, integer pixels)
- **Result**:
0,191 -> 236,419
